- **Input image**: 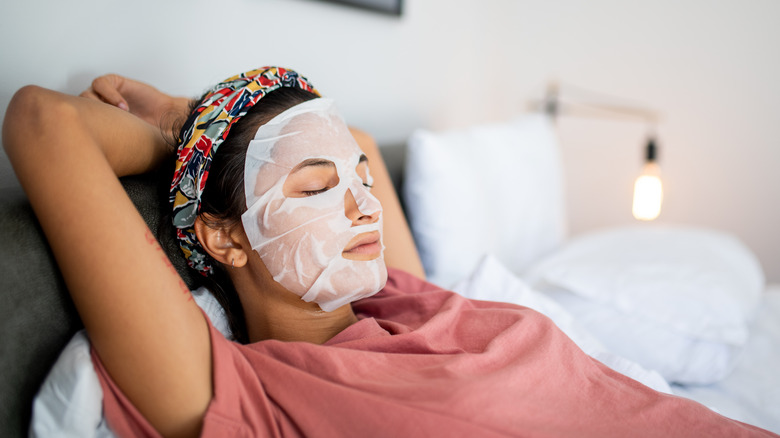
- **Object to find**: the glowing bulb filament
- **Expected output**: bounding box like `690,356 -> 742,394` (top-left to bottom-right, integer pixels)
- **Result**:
633,162 -> 663,221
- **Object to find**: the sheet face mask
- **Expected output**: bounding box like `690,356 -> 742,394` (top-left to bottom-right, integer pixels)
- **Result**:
241,98 -> 387,312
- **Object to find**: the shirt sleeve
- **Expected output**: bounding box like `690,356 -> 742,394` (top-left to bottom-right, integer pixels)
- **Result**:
91,310 -> 273,437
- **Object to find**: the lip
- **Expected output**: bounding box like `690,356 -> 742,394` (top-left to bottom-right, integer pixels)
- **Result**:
343,231 -> 381,258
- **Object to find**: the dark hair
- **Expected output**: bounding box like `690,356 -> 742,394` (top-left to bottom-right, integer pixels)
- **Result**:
171,87 -> 319,343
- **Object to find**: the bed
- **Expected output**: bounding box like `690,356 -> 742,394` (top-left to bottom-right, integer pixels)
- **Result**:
399,114 -> 780,433
1,114 -> 778,436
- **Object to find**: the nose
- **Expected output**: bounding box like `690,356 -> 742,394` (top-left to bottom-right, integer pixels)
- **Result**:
344,188 -> 379,226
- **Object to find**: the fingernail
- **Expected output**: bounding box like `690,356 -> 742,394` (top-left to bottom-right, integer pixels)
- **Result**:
118,102 -> 129,111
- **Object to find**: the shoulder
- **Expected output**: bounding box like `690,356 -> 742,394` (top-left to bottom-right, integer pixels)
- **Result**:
356,267 -> 553,323
352,268 -> 447,321
355,268 -> 525,324
383,267 -> 443,295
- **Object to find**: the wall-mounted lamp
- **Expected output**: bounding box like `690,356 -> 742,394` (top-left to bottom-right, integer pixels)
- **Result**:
537,82 -> 663,221
632,137 -> 662,220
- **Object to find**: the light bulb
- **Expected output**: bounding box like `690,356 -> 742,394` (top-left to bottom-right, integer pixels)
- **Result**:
633,161 -> 663,220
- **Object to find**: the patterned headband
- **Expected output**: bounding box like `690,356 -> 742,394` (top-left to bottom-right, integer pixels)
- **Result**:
170,67 -> 320,275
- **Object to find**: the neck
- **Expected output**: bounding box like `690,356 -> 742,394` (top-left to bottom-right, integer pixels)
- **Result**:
247,301 -> 358,344
231,264 -> 358,344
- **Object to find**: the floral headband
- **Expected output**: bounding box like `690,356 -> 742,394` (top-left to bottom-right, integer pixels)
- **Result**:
170,67 -> 320,275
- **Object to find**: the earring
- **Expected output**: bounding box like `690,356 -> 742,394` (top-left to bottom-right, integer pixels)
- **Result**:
231,258 -> 235,269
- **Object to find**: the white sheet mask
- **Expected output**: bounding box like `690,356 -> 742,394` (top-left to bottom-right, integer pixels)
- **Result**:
241,98 -> 387,311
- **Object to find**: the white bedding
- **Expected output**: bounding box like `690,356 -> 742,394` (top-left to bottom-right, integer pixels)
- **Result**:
671,284 -> 780,432
31,260 -> 780,436
456,255 -> 780,433
399,113 -> 780,432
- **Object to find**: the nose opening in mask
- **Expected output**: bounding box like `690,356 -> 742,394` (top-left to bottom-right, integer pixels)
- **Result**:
344,187 -> 380,225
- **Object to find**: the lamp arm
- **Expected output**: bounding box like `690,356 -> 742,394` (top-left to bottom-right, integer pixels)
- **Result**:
534,81 -> 661,125
530,81 -> 665,221
553,99 -> 661,124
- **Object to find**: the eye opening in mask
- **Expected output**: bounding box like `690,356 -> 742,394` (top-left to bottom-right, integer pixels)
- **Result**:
282,153 -> 373,198
356,154 -> 373,189
283,158 -> 339,198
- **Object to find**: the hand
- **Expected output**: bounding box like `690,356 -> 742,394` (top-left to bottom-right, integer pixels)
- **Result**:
80,74 -> 190,142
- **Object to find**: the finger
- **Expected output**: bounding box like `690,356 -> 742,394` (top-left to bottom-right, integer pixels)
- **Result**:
91,75 -> 129,111
80,88 -> 118,109
79,88 -> 101,100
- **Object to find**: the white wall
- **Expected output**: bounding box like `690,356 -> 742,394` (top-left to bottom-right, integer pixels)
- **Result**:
2,0 -> 778,281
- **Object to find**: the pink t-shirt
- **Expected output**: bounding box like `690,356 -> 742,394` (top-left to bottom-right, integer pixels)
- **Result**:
93,268 -> 777,437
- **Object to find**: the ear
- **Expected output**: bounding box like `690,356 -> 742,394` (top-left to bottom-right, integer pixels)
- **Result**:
194,215 -> 250,269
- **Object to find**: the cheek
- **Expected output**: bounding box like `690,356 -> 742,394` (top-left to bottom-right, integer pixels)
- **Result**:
259,234 -> 323,288
256,213 -> 355,294
255,198 -> 293,237
257,198 -> 346,243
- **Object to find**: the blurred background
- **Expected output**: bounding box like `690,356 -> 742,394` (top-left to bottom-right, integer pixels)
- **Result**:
1,0 -> 778,281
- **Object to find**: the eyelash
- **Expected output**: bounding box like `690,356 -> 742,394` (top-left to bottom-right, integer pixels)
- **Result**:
302,183 -> 372,197
302,188 -> 328,196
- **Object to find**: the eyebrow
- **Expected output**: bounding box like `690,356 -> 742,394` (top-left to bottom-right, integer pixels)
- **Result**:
290,158 -> 335,174
290,155 -> 369,174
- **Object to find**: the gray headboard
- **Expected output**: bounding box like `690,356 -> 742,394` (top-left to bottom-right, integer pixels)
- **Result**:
0,143 -> 407,437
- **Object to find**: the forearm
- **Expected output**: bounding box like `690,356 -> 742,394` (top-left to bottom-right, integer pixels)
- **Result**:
4,85 -> 170,179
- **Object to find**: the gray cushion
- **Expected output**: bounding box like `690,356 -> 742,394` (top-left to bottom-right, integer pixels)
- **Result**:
0,185 -> 78,438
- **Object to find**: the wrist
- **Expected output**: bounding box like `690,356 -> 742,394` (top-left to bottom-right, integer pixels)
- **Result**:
159,96 -> 192,146
171,96 -> 192,118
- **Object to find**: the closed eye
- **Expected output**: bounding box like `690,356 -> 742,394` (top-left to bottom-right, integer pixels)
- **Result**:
302,187 -> 329,196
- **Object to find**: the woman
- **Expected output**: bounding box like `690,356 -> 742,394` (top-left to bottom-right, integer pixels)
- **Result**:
4,67 -> 775,438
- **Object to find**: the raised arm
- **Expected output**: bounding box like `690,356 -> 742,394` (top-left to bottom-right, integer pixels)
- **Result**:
3,83 -> 211,437
349,128 -> 426,280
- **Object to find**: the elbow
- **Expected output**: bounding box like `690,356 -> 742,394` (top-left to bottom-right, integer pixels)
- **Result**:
3,85 -> 47,157
3,85 -> 77,159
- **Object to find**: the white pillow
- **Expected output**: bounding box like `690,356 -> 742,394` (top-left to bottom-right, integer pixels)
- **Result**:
453,254 -> 607,357
29,331 -> 111,438
524,226 -> 764,346
523,226 -> 765,384
404,114 -> 566,288
544,287 -> 741,384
